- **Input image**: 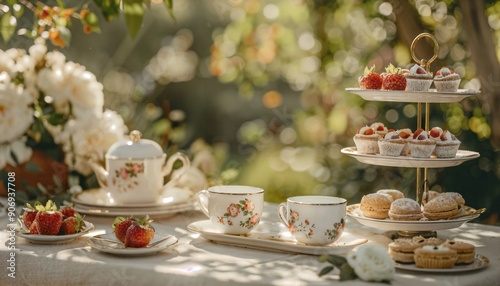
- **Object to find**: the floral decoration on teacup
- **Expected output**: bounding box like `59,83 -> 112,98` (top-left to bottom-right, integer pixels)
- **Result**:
196,185 -> 264,235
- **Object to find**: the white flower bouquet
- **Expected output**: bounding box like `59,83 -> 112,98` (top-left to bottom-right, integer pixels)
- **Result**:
0,40 -> 127,194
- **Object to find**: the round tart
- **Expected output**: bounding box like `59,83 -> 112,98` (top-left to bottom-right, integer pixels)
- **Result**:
388,238 -> 421,263
441,240 -> 476,265
388,198 -> 423,221
359,193 -> 392,219
423,196 -> 460,220
414,245 -> 458,269
377,189 -> 404,201
353,126 -> 380,154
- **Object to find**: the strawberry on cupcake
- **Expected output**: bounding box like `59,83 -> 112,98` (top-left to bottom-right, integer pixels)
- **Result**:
397,128 -> 413,156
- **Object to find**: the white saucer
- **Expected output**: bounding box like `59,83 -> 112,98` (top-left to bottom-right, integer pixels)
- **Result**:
188,220 -> 367,255
71,187 -> 191,208
347,204 -> 480,231
17,221 -> 95,244
395,254 -> 489,273
72,201 -> 195,217
88,232 -> 178,256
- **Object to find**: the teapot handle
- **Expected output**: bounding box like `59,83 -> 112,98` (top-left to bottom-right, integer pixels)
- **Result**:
162,152 -> 190,180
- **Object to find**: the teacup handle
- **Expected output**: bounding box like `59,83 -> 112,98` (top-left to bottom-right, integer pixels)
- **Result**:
277,202 -> 288,227
196,190 -> 210,218
162,152 -> 190,180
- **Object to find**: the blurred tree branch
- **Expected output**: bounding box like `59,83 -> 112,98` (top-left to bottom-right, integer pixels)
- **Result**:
458,0 -> 500,147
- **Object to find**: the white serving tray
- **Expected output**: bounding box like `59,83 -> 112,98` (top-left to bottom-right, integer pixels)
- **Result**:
345,88 -> 480,103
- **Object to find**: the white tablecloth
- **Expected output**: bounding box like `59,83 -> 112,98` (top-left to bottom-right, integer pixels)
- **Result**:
1,203 -> 499,286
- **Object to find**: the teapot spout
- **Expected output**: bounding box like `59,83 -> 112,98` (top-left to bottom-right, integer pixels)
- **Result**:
89,160 -> 108,189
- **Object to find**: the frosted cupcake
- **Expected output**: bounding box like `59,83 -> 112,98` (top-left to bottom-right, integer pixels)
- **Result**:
434,130 -> 461,158
434,67 -> 460,92
370,122 -> 389,138
408,128 -> 436,158
378,131 -> 405,157
405,64 -> 433,91
397,128 -> 412,156
353,126 -> 380,154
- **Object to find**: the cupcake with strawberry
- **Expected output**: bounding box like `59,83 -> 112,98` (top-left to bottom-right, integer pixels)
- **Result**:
397,128 -> 413,156
378,131 -> 405,157
434,67 -> 461,92
405,64 -> 433,91
408,128 -> 436,158
353,126 -> 380,154
370,122 -> 389,137
434,130 -> 461,158
382,64 -> 406,90
359,65 -> 383,90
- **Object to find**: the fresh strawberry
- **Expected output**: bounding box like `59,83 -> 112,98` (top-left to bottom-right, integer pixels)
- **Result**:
60,206 -> 77,219
60,213 -> 85,235
358,126 -> 374,135
113,216 -> 135,243
359,65 -> 382,90
124,215 -> 155,248
398,129 -> 412,139
34,200 -> 63,235
22,202 -> 41,228
382,64 -> 406,90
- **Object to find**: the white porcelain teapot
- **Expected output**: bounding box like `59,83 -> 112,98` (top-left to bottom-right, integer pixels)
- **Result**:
89,130 -> 190,204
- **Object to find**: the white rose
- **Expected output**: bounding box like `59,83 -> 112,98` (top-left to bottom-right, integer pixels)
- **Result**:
9,137 -> 33,165
346,245 -> 395,282
0,74 -> 34,143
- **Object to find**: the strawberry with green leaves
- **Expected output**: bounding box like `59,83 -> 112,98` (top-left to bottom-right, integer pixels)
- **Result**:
382,64 -> 406,90
60,213 -> 85,235
124,215 -> 155,248
359,65 -> 383,90
34,200 -> 63,235
22,202 -> 41,229
113,216 -> 136,243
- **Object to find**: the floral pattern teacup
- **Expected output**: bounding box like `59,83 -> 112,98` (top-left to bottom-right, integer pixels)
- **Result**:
196,185 -> 264,234
278,196 -> 346,245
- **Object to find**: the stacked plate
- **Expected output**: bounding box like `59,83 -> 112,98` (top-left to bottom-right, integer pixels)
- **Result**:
69,187 -> 195,218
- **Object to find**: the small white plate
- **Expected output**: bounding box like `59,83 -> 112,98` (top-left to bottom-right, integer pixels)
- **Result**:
88,233 -> 178,256
395,254 -> 489,273
187,220 -> 367,255
71,188 -> 191,208
17,221 -> 95,244
347,204 -> 480,231
345,88 -> 480,103
341,147 -> 479,168
72,201 -> 195,217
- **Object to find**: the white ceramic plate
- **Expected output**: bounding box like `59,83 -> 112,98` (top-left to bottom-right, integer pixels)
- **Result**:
88,233 -> 178,256
347,204 -> 480,231
72,201 -> 195,217
395,254 -> 489,273
345,88 -> 480,103
187,220 -> 367,255
71,188 -> 191,208
17,221 -> 95,244
341,147 -> 479,168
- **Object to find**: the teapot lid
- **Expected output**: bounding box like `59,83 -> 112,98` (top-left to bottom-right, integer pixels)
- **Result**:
106,130 -> 164,159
